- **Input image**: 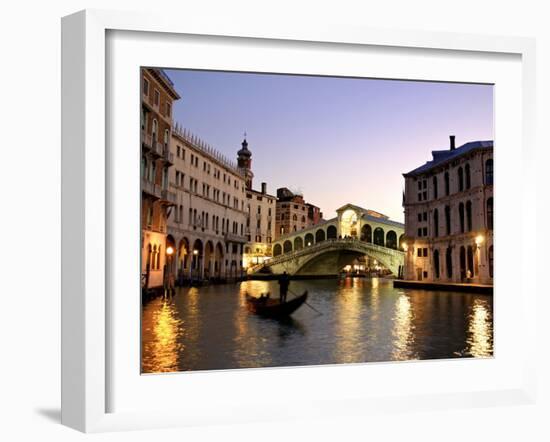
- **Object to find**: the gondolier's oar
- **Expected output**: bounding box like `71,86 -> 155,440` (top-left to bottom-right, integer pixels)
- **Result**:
288,289 -> 323,315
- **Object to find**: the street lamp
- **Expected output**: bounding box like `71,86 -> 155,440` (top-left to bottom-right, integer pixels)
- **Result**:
475,234 -> 484,247
165,245 -> 174,296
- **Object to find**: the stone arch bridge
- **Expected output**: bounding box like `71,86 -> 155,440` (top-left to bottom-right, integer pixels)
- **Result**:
256,237 -> 405,276
251,204 -> 405,276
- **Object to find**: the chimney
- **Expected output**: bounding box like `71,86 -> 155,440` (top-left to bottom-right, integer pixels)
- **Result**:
261,182 -> 267,194
450,135 -> 456,151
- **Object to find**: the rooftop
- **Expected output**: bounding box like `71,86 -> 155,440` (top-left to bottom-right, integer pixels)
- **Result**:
404,140 -> 493,177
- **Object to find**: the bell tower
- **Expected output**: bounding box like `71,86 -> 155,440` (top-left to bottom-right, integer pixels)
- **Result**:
237,135 -> 254,189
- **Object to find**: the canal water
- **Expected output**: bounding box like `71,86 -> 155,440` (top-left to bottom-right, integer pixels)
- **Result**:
141,278 -> 493,373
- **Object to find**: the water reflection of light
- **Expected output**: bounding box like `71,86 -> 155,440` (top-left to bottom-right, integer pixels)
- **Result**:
142,300 -> 182,373
334,278 -> 364,364
391,294 -> 417,360
234,280 -> 273,368
467,299 -> 493,358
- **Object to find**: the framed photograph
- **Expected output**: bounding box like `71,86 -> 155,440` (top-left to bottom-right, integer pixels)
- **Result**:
62,9 -> 537,432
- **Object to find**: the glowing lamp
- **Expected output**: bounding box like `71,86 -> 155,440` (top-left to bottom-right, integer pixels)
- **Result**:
193,249 -> 199,255
166,246 -> 174,256
475,235 -> 484,247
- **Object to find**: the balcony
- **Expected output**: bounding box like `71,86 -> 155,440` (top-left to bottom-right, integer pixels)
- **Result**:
141,132 -> 153,151
162,146 -> 174,164
152,141 -> 164,157
160,188 -> 177,205
224,232 -> 248,244
141,178 -> 161,199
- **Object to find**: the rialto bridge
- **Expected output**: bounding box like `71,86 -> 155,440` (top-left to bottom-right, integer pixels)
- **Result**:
252,204 -> 406,276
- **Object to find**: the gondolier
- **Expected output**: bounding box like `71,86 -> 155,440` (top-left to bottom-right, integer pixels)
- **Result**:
278,271 -> 290,303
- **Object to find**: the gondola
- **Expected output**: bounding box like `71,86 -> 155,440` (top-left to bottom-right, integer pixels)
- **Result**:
245,291 -> 308,318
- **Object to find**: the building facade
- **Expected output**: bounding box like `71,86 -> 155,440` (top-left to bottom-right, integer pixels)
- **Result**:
275,188 -> 323,239
140,68 -> 180,291
236,139 -> 277,270
165,126 -> 249,283
402,136 -> 494,284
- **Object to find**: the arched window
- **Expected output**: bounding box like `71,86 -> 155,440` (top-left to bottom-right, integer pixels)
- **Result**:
327,225 -> 337,239
305,233 -> 314,246
386,231 -> 397,249
433,209 -> 439,237
164,129 -> 169,148
283,240 -> 292,253
157,245 -> 162,270
433,249 -> 440,279
489,245 -> 494,278
361,224 -> 372,242
458,167 -> 464,192
149,160 -> 156,182
465,163 -> 471,189
162,167 -> 168,190
293,214 -> 297,221
445,205 -> 451,235
485,158 -> 493,185
273,244 -> 282,256
446,247 -> 453,278
444,172 -> 450,196
152,119 -> 158,142
466,200 -> 472,231
459,246 -> 466,280
373,227 -> 385,246
146,244 -> 152,270
487,197 -> 494,230
141,156 -> 147,178
294,237 -> 303,251
467,245 -> 474,278
459,202 -> 465,233
433,176 -> 438,199
301,216 -> 306,223
315,229 -> 326,243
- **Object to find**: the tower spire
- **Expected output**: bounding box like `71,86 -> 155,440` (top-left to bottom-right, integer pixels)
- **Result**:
237,133 -> 253,189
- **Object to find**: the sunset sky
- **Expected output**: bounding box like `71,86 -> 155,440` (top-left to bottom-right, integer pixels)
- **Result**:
164,69 -> 494,222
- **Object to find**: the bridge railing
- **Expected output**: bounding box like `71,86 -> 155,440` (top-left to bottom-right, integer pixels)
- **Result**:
265,237 -> 403,267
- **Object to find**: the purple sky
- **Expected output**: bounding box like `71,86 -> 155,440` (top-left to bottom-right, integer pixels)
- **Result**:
164,69 -> 493,222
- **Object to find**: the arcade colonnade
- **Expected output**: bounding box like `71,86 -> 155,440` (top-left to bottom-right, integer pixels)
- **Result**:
272,205 -> 405,259
164,234 -> 243,281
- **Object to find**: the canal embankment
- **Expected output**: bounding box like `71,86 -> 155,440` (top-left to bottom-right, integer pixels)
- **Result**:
393,279 -> 493,294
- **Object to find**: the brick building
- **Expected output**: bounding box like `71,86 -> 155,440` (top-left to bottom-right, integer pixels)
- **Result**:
140,68 -> 180,291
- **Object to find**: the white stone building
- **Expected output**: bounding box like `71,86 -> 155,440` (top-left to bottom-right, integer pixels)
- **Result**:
166,125 -> 248,282
402,136 -> 494,284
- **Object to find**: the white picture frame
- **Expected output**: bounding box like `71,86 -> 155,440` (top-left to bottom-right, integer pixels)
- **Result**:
61,9 -> 537,433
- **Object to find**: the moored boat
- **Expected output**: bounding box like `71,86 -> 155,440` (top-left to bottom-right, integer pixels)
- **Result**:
245,291 -> 308,318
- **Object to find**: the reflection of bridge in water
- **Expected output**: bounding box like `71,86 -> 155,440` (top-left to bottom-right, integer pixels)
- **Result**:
252,204 -> 405,276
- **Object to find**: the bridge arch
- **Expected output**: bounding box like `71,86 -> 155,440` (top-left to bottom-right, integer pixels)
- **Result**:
327,225 -> 337,239
361,224 -> 372,242
305,233 -> 314,247
273,243 -> 282,256
398,234 -> 405,250
315,228 -> 326,243
373,227 -> 385,246
286,240 -> 402,276
283,240 -> 293,253
386,230 -> 397,249
294,236 -> 304,251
